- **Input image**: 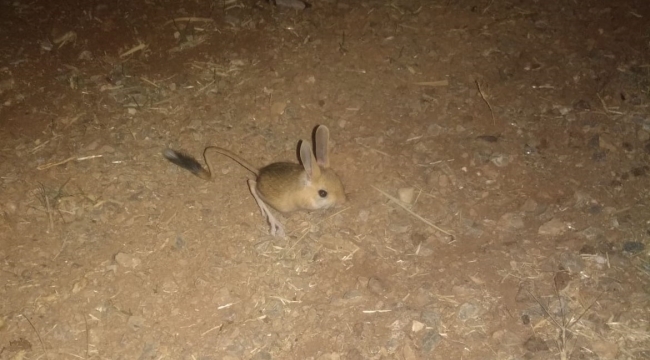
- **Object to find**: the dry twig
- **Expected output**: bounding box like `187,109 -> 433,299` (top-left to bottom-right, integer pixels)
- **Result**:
372,185 -> 454,237
37,155 -> 102,170
475,79 -> 496,125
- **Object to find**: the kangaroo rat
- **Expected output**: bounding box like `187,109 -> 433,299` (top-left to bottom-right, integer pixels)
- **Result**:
163,125 -> 346,237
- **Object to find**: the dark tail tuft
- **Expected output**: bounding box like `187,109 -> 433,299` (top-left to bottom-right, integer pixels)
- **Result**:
163,149 -> 209,179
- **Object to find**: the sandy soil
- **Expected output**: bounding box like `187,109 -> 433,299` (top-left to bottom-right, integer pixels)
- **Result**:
1,0 -> 649,359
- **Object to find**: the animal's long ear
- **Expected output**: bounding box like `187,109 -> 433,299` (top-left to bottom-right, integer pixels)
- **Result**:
299,140 -> 321,181
314,125 -> 330,168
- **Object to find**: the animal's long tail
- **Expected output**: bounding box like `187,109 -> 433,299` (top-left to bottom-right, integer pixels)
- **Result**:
163,149 -> 212,180
163,146 -> 259,180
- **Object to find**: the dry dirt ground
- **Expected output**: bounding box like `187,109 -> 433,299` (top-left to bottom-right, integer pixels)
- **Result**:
1,0 -> 650,359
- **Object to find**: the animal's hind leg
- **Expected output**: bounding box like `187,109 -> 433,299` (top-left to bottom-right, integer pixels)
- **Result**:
248,179 -> 285,237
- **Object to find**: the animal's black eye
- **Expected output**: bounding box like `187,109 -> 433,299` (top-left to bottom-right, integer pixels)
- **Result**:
318,190 -> 328,198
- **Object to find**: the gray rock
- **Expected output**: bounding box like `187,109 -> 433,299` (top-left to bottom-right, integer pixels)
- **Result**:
420,331 -> 442,353
458,302 -> 480,320
420,309 -> 440,332
115,252 -> 141,268
538,218 -> 566,236
497,212 -> 525,231
275,0 -> 306,10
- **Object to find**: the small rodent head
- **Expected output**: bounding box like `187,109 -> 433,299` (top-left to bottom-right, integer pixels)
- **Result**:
306,167 -> 347,210
297,127 -> 347,210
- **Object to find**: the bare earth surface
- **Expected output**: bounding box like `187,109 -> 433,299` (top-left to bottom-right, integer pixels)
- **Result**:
1,0 -> 649,359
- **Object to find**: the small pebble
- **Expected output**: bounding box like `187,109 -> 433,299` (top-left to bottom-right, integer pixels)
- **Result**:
458,302 -> 480,320
622,241 -> 644,254
275,0 -> 306,10
538,218 -> 566,236
115,252 -> 141,268
398,187 -> 415,204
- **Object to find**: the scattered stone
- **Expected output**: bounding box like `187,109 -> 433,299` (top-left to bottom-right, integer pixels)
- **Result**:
319,234 -> 358,252
592,149 -> 607,161
420,331 -> 442,353
264,300 -> 284,318
631,166 -> 648,177
462,219 -> 484,238
138,342 -> 158,359
222,356 -> 240,360
316,353 -> 340,360
515,281 -> 536,302
476,135 -> 499,143
538,218 -> 566,236
271,101 -> 287,115
523,143 -> 537,155
84,139 -> 100,151
579,244 -> 597,255
336,2 -> 349,9
420,309 -> 440,331
78,50 -> 93,60
592,255 -> 608,265
490,153 -> 511,167
427,124 -> 443,136
578,226 -> 604,241
275,0 -> 307,10
188,119 -> 202,129
599,135 -> 618,152
161,279 -> 179,294
411,320 -> 425,333
398,187 -> 415,204
224,15 -> 240,27
114,252 -> 141,268
127,315 -> 145,331
358,210 -> 369,222
414,142 -> 428,153
491,329 -> 506,341
622,241 -> 644,255
520,198 -> 538,212
389,224 -> 410,233
342,289 -> 363,301
553,270 -> 571,291
99,145 -> 115,153
474,149 -> 491,164
497,212 -> 525,231
174,236 -> 185,250
367,277 -> 387,295
385,337 -> 401,354
438,174 -> 450,188
492,329 -> 520,346
458,302 -> 480,320
573,190 -> 592,208
524,335 -> 549,352
558,253 -> 584,274
622,141 -> 633,152
0,78 -> 15,95
71,278 -> 88,294
573,99 -> 591,111
480,164 -> 499,180
590,340 -> 619,360
410,232 -> 426,246
451,285 -> 477,297
587,204 -> 602,214
105,264 -> 118,274
402,342 -> 417,360
3,201 -> 17,214
251,351 -> 272,360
